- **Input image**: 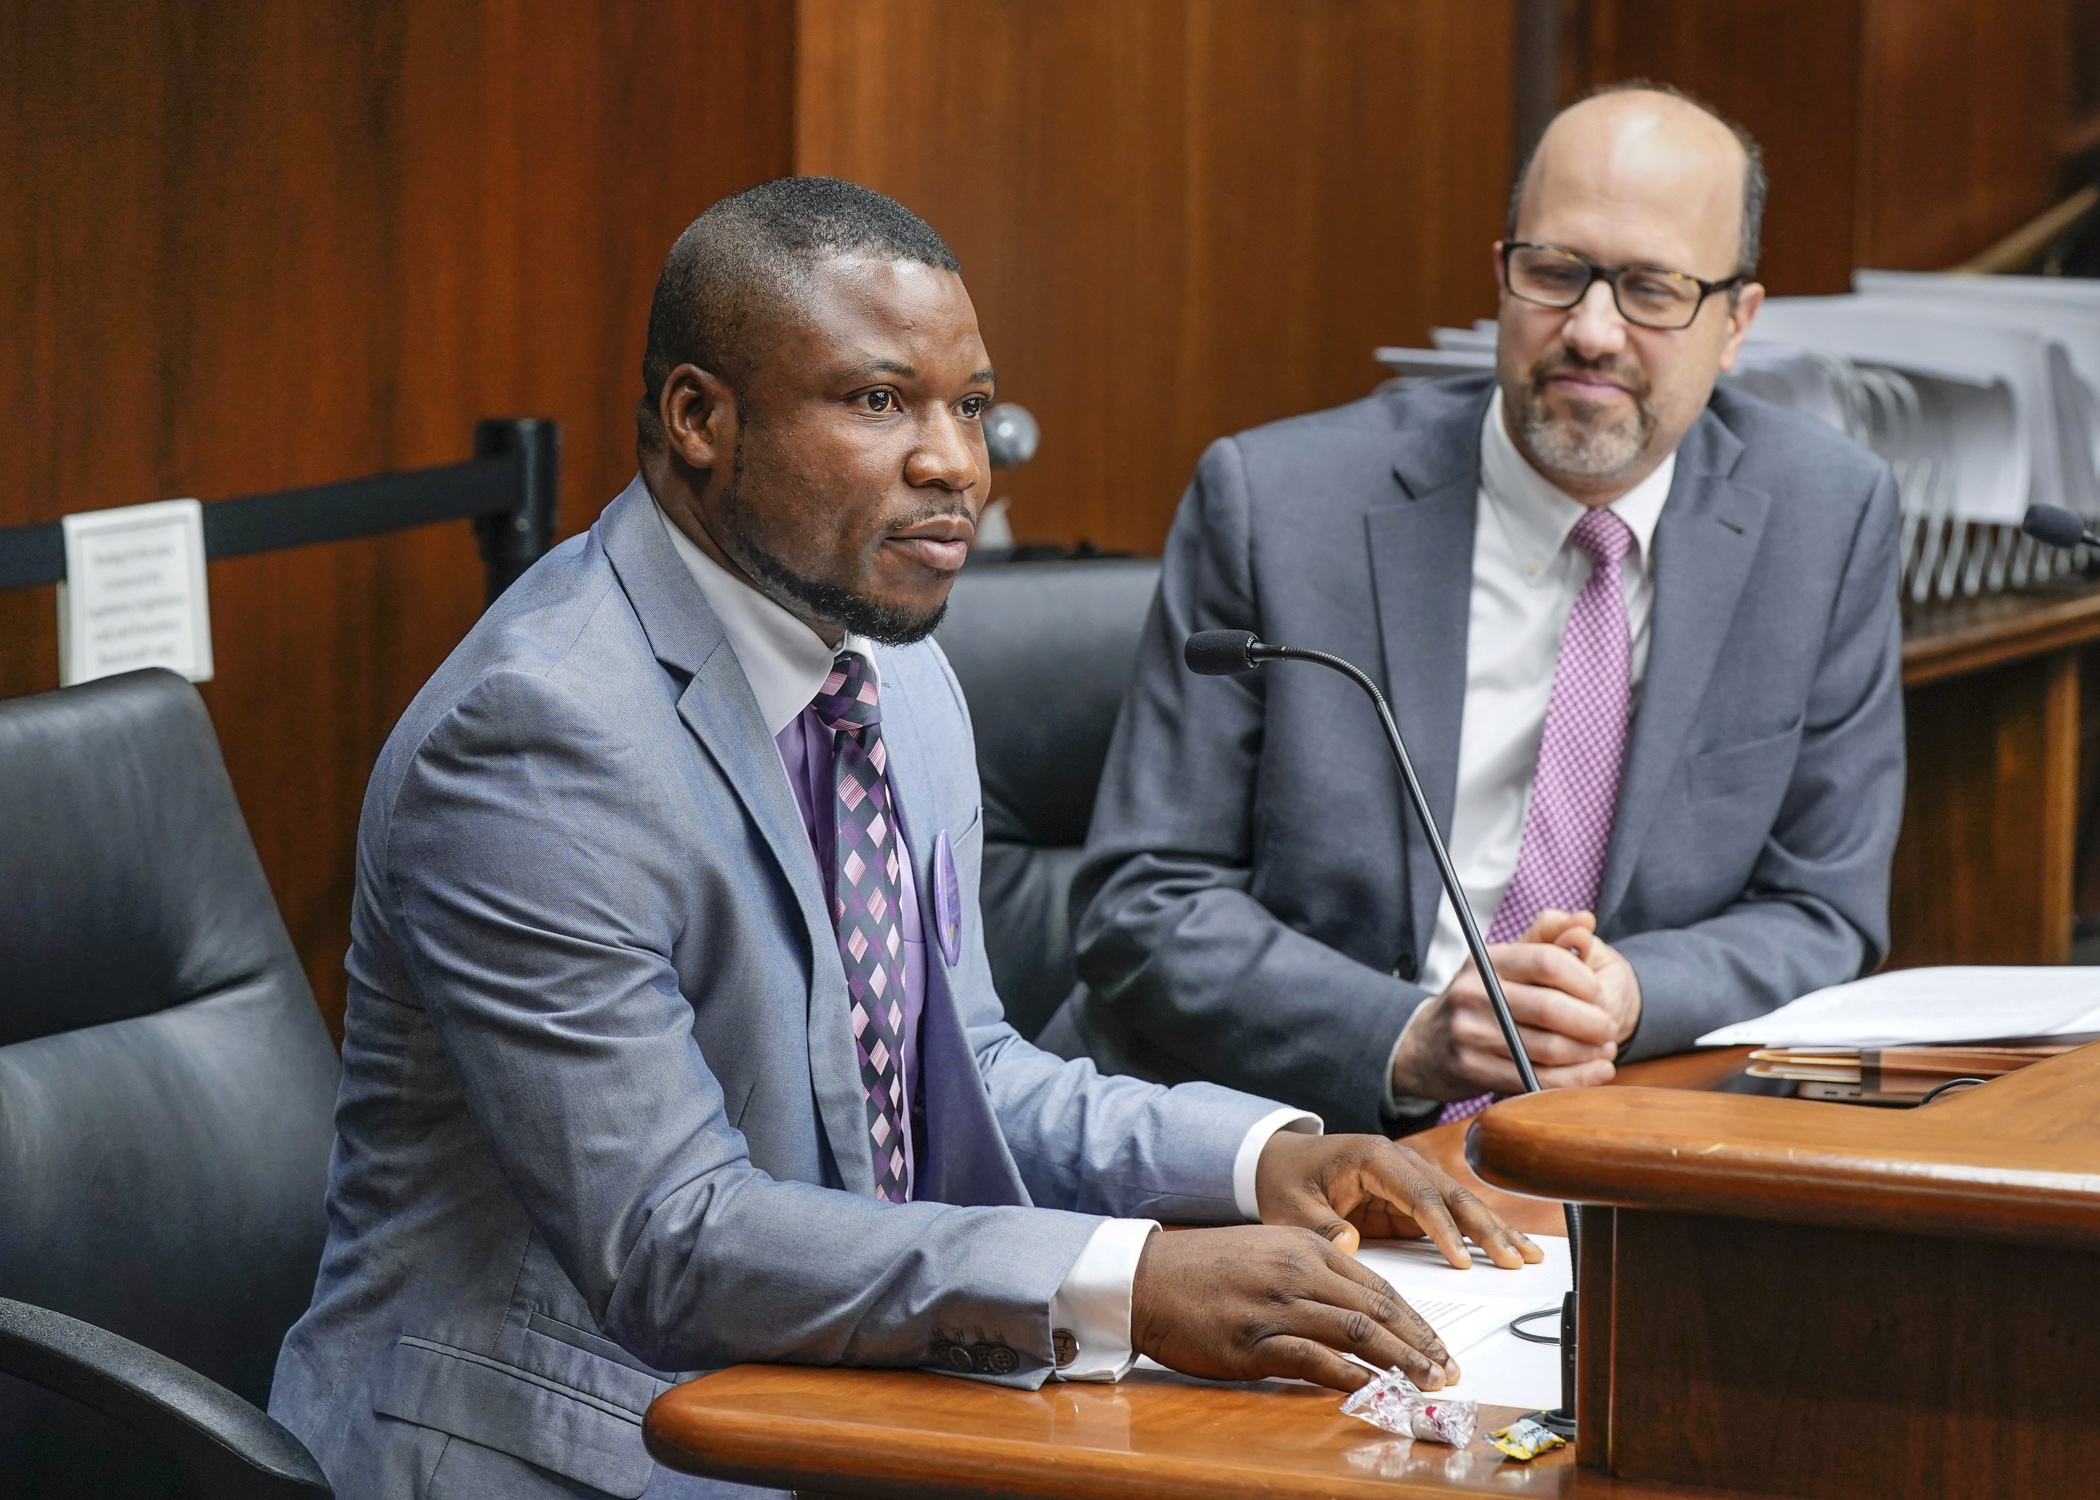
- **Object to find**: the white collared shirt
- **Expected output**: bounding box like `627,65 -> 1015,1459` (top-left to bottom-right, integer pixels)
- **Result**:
1413,390 -> 1676,997
653,501 -> 1318,1380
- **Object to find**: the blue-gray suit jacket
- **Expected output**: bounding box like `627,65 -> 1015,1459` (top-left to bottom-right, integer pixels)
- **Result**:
269,480 -> 1279,1500
1063,377 -> 1905,1133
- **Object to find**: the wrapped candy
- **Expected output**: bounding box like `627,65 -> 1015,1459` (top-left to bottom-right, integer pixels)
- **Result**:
1340,1369 -> 1479,1448
1488,1415 -> 1568,1461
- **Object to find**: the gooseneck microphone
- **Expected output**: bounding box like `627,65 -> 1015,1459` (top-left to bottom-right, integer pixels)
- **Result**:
2023,503 -> 2100,552
1184,627 -> 1579,1436
1185,630 -> 1541,1091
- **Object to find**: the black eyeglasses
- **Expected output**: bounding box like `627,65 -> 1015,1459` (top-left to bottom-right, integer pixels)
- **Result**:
1501,242 -> 1747,331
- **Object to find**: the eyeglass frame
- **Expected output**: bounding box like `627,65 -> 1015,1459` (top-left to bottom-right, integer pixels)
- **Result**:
1498,241 -> 1750,331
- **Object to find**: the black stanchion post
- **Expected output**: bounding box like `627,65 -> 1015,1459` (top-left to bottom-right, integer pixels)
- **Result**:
474,418 -> 561,605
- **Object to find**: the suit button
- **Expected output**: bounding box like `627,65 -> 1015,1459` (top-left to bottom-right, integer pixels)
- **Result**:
983,1344 -> 1020,1376
932,1341 -> 975,1373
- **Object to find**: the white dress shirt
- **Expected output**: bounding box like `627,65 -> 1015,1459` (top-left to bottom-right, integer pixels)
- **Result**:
1412,390 -> 1676,1000
654,503 -> 1319,1380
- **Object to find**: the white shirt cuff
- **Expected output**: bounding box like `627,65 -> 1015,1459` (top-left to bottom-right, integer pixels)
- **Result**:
1232,1106 -> 1324,1222
1049,1218 -> 1159,1382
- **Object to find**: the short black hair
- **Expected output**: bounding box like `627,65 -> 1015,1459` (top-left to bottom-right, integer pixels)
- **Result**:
637,177 -> 961,453
1506,79 -> 1767,278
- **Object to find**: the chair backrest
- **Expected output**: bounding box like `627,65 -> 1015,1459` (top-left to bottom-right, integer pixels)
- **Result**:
934,557 -> 1162,1038
0,669 -> 340,1491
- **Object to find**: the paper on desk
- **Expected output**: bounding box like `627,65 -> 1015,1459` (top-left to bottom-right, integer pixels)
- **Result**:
1697,966 -> 2100,1048
1131,1237 -> 1570,1410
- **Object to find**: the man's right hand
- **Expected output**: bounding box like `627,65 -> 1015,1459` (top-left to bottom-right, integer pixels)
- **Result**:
1391,912 -> 1619,1099
1129,1225 -> 1456,1393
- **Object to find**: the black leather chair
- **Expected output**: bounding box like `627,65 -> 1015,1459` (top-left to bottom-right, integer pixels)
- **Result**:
0,669 -> 339,1498
934,557 -> 1162,1039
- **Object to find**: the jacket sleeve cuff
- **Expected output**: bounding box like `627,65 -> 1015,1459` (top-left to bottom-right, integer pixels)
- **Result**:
1048,1218 -> 1160,1382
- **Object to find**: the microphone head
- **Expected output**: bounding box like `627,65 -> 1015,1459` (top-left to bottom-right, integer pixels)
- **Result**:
1184,630 -> 1263,676
2024,503 -> 2088,550
984,403 -> 1040,469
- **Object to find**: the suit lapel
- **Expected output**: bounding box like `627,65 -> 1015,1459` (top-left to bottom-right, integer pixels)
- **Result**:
1368,385 -> 1490,956
599,481 -> 872,1195
1595,412 -> 1769,925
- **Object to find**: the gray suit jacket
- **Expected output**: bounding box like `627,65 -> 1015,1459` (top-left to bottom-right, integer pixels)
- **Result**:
269,479 -> 1279,1500
1064,376 -> 1905,1133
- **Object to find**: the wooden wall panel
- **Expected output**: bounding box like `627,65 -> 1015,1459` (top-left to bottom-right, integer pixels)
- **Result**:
3,1 -> 794,1033
1567,0 -> 1865,295
1562,0 -> 2080,287
796,0 -> 1514,555
1855,0 -> 2073,270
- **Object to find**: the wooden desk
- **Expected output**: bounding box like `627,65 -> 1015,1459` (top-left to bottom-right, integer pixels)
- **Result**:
1893,582 -> 2100,966
643,1052 -> 1758,1499
1472,1041 -> 2100,1499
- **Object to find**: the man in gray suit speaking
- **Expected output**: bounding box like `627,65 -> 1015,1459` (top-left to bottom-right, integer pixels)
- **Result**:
1055,85 -> 1905,1134
268,179 -> 1538,1500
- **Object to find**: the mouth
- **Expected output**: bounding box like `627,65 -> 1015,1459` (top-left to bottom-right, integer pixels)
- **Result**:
884,516 -> 975,573
1547,370 -> 1633,402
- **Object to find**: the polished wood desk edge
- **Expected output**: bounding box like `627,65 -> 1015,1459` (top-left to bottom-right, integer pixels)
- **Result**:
1468,1044 -> 2100,1247
643,1366 -> 1775,1500
1901,583 -> 2100,685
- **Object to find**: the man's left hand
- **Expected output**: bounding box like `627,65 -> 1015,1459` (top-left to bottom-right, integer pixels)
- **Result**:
1253,1132 -> 1544,1268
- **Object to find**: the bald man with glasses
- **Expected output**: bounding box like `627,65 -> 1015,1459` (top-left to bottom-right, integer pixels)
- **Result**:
1048,83 -> 1906,1135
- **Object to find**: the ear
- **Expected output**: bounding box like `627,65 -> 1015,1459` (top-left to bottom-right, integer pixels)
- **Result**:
1714,282 -> 1764,373
660,363 -> 739,472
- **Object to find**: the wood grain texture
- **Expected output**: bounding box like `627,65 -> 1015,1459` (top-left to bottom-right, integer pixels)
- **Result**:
1599,1210 -> 2100,1498
1901,582 -> 2100,686
645,1360 -> 1736,1499
3,1 -> 793,1032
1569,0 -> 1865,295
794,0 -> 1512,556
1403,1048 -> 1758,1240
1564,1 -> 2078,283
1888,649 -> 2080,968
1856,0 -> 2074,270
1470,1040 -> 2100,1248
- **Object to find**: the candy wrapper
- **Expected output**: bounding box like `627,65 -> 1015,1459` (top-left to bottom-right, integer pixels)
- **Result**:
1487,1415 -> 1568,1461
1340,1369 -> 1479,1448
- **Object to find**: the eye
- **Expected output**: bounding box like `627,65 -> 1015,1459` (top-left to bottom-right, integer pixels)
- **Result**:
958,394 -> 988,419
859,388 -> 898,414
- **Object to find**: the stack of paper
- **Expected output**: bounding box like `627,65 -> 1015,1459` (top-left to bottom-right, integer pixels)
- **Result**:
1698,967 -> 2100,1049
1746,1042 -> 2083,1103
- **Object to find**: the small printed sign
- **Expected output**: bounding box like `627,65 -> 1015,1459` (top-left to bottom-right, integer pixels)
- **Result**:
58,499 -> 214,686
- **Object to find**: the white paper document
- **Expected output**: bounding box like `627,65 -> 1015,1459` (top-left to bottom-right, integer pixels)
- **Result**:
1133,1234 -> 1572,1412
58,499 -> 214,686
1696,966 -> 2100,1049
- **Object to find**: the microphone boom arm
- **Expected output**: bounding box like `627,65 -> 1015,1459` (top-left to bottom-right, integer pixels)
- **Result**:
1256,642 -> 1542,1093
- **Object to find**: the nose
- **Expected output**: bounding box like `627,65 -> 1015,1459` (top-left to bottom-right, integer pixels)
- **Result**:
904,404 -> 984,498
1560,277 -> 1628,361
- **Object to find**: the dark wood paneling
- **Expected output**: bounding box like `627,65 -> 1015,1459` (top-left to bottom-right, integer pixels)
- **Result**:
1603,1211 -> 2100,1498
1857,0 -> 2073,269
1571,0 -> 1865,295
4,2 -> 794,1033
1889,652 -> 2079,968
795,0 -> 1513,555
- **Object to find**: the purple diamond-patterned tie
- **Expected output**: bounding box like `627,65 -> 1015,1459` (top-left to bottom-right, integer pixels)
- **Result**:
1439,508 -> 1635,1127
812,651 -> 913,1202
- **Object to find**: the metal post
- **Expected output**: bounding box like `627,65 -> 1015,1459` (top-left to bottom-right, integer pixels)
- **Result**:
474,418 -> 561,606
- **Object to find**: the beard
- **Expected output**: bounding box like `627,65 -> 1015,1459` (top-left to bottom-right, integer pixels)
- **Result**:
1508,350 -> 1657,481
716,431 -> 954,647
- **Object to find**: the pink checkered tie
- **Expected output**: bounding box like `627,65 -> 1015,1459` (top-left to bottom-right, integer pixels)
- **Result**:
1438,508 -> 1635,1127
812,652 -> 913,1202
